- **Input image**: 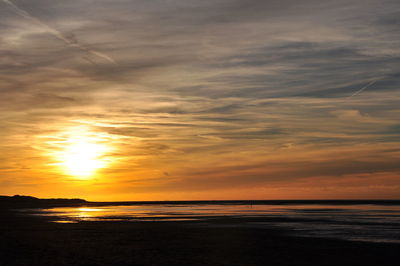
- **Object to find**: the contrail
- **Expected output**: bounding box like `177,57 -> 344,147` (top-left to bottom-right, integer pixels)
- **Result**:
347,77 -> 383,99
2,0 -> 117,65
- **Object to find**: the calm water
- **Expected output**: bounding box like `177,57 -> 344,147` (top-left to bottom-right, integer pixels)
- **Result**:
21,203 -> 400,244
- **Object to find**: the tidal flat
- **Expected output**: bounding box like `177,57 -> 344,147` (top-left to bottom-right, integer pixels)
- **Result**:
1,201 -> 400,266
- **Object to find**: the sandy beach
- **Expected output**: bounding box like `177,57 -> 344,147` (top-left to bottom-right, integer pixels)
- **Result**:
1,206 -> 400,266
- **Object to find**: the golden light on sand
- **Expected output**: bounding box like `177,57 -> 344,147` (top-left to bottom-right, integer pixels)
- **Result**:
53,127 -> 112,179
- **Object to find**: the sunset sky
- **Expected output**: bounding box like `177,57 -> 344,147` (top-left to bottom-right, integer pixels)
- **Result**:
0,0 -> 399,201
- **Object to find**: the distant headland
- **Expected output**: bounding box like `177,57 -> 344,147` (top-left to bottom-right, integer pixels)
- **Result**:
0,195 -> 87,208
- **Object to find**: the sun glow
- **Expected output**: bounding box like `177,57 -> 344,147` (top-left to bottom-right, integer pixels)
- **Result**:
53,127 -> 111,179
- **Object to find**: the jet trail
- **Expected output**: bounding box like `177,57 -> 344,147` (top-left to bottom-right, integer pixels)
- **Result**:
347,78 -> 383,99
2,0 -> 117,65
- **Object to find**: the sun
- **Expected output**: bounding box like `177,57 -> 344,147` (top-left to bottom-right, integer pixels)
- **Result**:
51,127 -> 111,179
61,138 -> 108,178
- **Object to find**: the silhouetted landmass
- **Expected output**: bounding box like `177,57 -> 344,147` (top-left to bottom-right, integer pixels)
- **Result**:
0,195 -> 87,208
2,195 -> 400,210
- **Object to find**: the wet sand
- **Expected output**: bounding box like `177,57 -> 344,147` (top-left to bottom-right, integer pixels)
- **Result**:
1,208 -> 400,266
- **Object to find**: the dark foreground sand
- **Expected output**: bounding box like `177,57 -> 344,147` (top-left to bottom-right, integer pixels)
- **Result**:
1,209 -> 399,266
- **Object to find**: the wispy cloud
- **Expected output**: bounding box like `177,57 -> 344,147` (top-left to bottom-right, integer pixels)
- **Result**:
0,0 -> 399,200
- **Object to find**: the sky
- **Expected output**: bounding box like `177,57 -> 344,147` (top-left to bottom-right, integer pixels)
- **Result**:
0,0 -> 399,201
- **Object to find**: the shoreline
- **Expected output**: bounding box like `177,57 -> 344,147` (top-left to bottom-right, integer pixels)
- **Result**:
1,207 -> 400,266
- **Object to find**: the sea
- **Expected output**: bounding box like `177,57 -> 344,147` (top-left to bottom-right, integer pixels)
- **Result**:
17,201 -> 400,244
